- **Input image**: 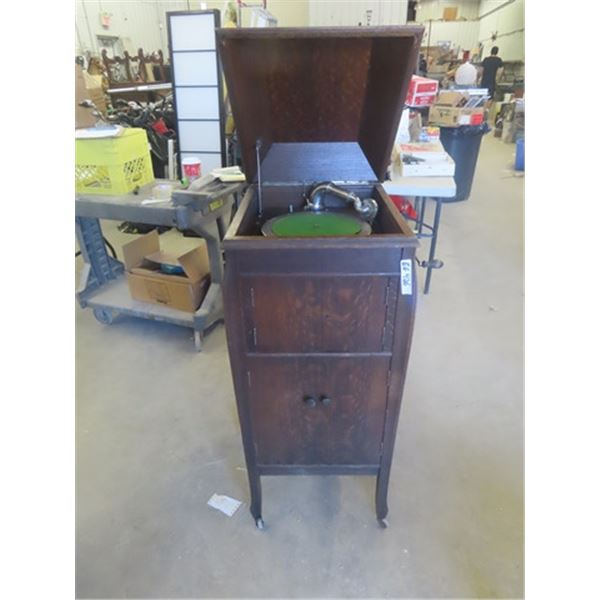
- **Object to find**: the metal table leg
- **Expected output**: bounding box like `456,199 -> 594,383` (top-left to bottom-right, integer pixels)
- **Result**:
75,217 -> 124,304
191,219 -> 224,284
423,197 -> 443,294
416,196 -> 426,235
216,214 -> 227,241
187,218 -> 226,350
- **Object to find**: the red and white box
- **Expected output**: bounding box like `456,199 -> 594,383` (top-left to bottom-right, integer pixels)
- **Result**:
405,75 -> 439,107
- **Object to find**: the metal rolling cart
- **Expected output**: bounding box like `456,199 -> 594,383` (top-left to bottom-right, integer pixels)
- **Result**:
75,179 -> 243,351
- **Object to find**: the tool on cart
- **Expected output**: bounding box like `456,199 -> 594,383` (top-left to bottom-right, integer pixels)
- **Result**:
77,100 -> 110,127
212,166 -> 246,182
401,153 -> 425,165
172,173 -> 245,216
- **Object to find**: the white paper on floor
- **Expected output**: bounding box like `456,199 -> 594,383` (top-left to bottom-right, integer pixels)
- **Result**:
207,493 -> 242,517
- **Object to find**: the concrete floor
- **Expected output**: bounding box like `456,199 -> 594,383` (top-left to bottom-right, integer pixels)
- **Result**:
76,134 -> 524,599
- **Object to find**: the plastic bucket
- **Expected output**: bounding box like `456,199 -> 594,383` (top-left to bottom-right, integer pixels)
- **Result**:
182,157 -> 202,181
515,138 -> 524,171
440,123 -> 490,202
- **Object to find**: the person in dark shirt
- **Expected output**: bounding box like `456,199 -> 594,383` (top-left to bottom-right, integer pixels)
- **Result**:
479,46 -> 504,100
419,54 -> 428,76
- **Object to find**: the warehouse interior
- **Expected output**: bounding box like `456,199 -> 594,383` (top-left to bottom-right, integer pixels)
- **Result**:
76,136 -> 523,598
73,1 -> 527,598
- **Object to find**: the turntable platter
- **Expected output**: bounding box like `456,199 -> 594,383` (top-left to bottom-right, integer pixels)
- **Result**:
261,212 -> 371,238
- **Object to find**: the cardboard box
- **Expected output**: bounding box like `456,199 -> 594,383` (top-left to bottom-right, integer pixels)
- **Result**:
122,231 -> 211,313
76,65 -> 95,129
405,75 -> 439,107
399,141 -> 447,160
428,90 -> 487,127
75,64 -> 107,129
408,75 -> 439,96
83,71 -> 107,112
394,108 -> 423,144
427,62 -> 450,75
443,6 -> 458,20
406,94 -> 437,107
429,105 -> 485,126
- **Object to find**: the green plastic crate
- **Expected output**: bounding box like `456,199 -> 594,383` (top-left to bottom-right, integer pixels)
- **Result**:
75,128 -> 154,195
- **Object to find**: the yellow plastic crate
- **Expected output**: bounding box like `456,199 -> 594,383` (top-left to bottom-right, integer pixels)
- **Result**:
75,128 -> 155,195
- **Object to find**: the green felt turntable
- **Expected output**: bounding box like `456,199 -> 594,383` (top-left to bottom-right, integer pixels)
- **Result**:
261,211 -> 371,238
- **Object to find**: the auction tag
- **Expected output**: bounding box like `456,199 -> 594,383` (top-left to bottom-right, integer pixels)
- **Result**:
400,259 -> 413,295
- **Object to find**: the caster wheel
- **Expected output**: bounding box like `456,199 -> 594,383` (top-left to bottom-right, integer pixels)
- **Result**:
417,259 -> 444,270
378,518 -> 389,529
255,517 -> 265,530
93,308 -> 114,325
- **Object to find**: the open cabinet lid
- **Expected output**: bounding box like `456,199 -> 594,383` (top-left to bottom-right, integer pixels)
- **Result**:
217,26 -> 423,184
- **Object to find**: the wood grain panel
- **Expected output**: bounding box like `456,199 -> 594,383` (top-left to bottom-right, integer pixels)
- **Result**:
247,356 -> 389,465
234,248 -> 408,274
243,275 -> 391,353
359,35 -> 421,179
217,27 -> 424,182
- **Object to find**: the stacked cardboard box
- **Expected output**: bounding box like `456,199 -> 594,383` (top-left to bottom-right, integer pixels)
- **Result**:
75,64 -> 107,129
405,75 -> 439,107
428,89 -> 488,127
122,231 -> 211,313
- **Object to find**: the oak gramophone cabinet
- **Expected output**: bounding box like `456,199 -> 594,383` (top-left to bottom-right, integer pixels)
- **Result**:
218,25 -> 424,528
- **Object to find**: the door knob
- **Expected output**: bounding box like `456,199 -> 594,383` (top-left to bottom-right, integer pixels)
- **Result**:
303,396 -> 317,408
320,396 -> 332,406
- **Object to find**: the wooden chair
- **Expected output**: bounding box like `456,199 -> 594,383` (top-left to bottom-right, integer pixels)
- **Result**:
138,49 -> 168,83
101,48 -> 170,104
102,48 -> 168,87
101,49 -> 132,87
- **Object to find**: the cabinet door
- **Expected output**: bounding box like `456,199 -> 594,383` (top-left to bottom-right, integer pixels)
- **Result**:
242,275 -> 396,353
246,356 -> 390,466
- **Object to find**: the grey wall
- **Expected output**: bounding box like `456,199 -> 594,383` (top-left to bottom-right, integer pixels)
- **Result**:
75,0 -> 190,56
478,0 -> 524,61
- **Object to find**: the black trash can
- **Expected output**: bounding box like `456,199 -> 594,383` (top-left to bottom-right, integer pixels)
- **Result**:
440,123 -> 490,202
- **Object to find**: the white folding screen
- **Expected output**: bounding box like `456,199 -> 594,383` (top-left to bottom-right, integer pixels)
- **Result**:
167,10 -> 225,176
